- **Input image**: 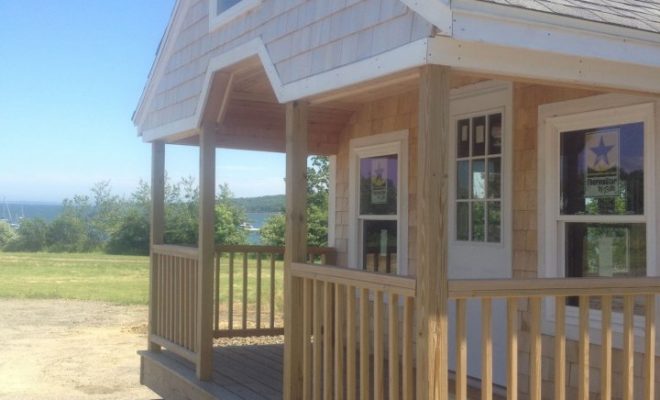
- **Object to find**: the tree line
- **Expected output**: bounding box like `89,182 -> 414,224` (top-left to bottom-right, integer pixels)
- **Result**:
0,156 -> 330,255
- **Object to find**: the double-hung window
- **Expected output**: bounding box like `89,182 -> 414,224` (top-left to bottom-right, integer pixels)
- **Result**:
348,132 -> 408,276
209,0 -> 262,30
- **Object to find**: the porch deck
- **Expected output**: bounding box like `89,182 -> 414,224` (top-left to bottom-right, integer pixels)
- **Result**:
140,344 -> 503,400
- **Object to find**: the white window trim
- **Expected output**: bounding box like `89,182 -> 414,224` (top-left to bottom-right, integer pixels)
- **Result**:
209,0 -> 262,31
538,94 -> 660,351
348,130 -> 409,275
448,81 -> 513,251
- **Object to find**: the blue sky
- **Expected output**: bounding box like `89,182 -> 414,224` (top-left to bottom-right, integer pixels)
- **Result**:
0,1 -> 286,203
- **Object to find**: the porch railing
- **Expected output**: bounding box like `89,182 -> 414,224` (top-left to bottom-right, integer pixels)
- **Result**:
214,245 -> 337,338
150,244 -> 199,363
292,262 -> 417,400
448,277 -> 660,400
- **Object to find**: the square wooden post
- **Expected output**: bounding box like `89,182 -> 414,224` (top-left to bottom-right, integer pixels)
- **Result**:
197,123 -> 216,380
283,101 -> 308,400
416,65 -> 450,400
149,141 -> 165,352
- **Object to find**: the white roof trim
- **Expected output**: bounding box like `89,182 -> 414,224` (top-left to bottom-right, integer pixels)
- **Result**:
399,0 -> 452,35
428,36 -> 660,94
142,37 -> 429,141
451,0 -> 660,70
133,0 -> 190,129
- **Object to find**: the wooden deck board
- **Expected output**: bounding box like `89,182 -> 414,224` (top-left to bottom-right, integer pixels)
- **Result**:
145,344 -> 506,400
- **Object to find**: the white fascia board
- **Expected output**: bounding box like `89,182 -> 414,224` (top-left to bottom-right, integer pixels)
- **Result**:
428,36 -> 660,94
134,0 -> 189,131
451,0 -> 660,69
141,117 -> 198,143
399,0 -> 452,35
139,37 -> 429,142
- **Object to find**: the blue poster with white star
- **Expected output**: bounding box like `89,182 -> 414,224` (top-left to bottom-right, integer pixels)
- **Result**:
585,129 -> 620,197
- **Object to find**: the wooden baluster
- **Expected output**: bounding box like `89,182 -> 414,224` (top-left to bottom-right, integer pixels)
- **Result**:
578,296 -> 589,400
374,291 -> 384,400
324,281 -> 334,400
601,296 -> 612,400
242,252 -> 248,330
178,257 -> 183,345
190,260 -> 196,350
313,281 -> 323,400
214,250 -> 220,332
623,296 -> 634,400
456,299 -> 468,400
228,252 -> 234,331
482,298 -> 493,400
303,278 -> 313,400
346,286 -> 356,400
360,288 -> 370,400
389,293 -> 400,400
256,252 -> 262,329
530,298 -> 541,400
645,295 -> 656,400
555,297 -> 566,400
270,253 -> 276,329
403,297 -> 414,400
335,284 -> 345,400
507,298 -> 518,400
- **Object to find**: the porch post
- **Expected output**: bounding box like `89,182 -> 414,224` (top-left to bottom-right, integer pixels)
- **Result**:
416,65 -> 450,399
197,123 -> 216,380
283,101 -> 308,400
149,141 -> 165,352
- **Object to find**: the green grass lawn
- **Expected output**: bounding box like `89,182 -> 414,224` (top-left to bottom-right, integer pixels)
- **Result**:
0,252 -> 149,305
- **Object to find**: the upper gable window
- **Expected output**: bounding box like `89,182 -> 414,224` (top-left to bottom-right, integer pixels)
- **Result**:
209,0 -> 262,31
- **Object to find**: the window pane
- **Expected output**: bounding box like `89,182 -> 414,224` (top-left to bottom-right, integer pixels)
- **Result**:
359,155 -> 398,215
488,113 -> 503,155
472,116 -> 486,156
560,122 -> 644,215
487,202 -> 501,243
457,119 -> 470,158
565,222 -> 646,315
457,160 -> 469,200
218,0 -> 240,13
471,202 -> 485,241
457,202 -> 469,241
487,158 -> 501,199
362,220 -> 398,274
472,159 -> 486,199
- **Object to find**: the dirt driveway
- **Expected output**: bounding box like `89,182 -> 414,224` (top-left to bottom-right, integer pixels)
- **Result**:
0,299 -> 158,400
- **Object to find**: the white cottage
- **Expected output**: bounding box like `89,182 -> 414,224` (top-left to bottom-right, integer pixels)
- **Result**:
133,1 -> 660,399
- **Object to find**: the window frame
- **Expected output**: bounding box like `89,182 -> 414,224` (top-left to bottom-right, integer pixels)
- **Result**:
348,131 -> 409,276
209,0 -> 262,31
539,95 -> 658,350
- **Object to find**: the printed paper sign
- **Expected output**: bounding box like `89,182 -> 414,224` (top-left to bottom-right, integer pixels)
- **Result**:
585,129 -> 619,197
370,158 -> 388,205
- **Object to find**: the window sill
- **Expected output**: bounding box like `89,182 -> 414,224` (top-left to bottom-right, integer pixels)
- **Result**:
209,0 -> 262,31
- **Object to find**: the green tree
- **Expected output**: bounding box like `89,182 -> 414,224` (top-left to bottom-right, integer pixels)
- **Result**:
215,184 -> 248,245
106,208 -> 150,255
5,219 -> 48,252
0,221 -> 16,249
46,213 -> 88,252
260,156 -> 329,247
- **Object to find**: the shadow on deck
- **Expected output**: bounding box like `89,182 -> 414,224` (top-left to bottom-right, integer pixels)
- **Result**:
140,344 -> 503,400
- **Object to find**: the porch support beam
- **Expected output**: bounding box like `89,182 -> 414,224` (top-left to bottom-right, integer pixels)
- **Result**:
416,65 -> 450,400
196,122 -> 216,380
283,101 -> 308,400
149,141 -> 165,352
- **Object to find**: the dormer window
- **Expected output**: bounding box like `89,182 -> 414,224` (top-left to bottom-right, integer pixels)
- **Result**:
209,0 -> 261,31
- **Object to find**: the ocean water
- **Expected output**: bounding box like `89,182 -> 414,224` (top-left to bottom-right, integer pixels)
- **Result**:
1,203 -> 62,223
245,212 -> 280,244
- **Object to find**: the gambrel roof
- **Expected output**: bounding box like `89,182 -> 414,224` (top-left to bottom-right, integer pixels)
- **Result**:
479,0 -> 660,33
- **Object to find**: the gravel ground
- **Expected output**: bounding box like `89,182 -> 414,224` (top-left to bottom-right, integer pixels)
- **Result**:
0,299 -> 157,400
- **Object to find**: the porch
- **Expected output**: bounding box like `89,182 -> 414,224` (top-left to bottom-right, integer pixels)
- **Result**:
141,244 -> 660,400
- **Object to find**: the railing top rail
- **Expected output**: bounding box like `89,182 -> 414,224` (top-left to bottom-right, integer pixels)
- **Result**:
291,262 -> 416,297
152,244 -> 198,259
449,277 -> 660,299
215,244 -> 336,255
